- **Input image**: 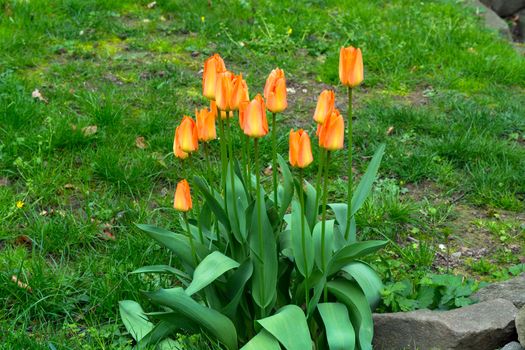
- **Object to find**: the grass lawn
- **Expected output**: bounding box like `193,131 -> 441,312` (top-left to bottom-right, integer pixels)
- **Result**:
1,0 -> 524,348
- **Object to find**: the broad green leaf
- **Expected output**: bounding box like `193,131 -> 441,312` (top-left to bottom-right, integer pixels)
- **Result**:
279,229 -> 293,259
341,262 -> 383,310
222,260 -> 253,319
304,180 -> 318,230
226,162 -> 249,243
136,224 -> 207,268
185,251 -> 240,296
119,300 -> 153,342
306,272 -> 327,317
249,186 -> 278,309
327,281 -> 373,350
131,265 -> 190,282
257,305 -> 311,350
194,176 -> 231,232
157,339 -> 182,350
328,240 -> 387,275
318,303 -> 355,350
328,203 -> 348,240
351,143 -> 385,217
240,329 -> 280,350
312,219 -> 335,272
145,288 -> 238,350
277,154 -> 294,219
291,200 -> 314,277
136,320 -> 182,349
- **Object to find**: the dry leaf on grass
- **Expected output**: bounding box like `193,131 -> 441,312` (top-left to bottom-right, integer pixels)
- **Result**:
135,136 -> 147,149
0,177 -> 10,187
11,275 -> 32,292
147,1 -> 157,9
386,126 -> 394,135
31,89 -> 48,103
99,229 -> 116,241
82,125 -> 98,136
64,183 -> 76,190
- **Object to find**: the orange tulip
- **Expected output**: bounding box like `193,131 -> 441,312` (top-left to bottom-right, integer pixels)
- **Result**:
242,94 -> 268,138
196,107 -> 216,142
339,46 -> 363,88
264,68 -> 287,113
173,126 -> 188,159
318,109 -> 344,150
202,54 -> 226,100
238,100 -> 249,129
173,179 -> 192,212
231,74 -> 249,111
313,90 -> 335,124
178,116 -> 199,153
215,71 -> 235,111
210,100 -> 218,119
289,129 -> 313,168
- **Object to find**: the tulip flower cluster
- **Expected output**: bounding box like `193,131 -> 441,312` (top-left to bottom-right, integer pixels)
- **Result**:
124,45 -> 388,350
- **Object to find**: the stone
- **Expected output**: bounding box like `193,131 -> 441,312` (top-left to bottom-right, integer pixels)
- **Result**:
466,0 -> 513,40
373,298 -> 518,350
517,307 -> 525,347
481,0 -> 525,17
473,273 -> 525,308
501,341 -> 525,350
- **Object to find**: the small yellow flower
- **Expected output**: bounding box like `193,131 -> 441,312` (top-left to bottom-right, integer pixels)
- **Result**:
16,200 -> 24,209
287,28 -> 292,35
201,16 -> 205,23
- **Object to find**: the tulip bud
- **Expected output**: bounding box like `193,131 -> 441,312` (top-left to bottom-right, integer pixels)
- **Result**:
178,116 -> 199,153
242,94 -> 268,138
264,68 -> 287,113
313,90 -> 335,124
196,107 -> 216,142
289,129 -> 313,168
318,109 -> 344,150
174,179 -> 192,212
215,71 -> 235,112
173,126 -> 188,159
202,54 -> 226,100
339,46 -> 363,88
231,74 -> 249,111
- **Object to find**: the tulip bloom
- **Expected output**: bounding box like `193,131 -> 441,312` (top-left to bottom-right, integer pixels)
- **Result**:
264,68 -> 287,113
238,100 -> 249,129
231,74 -> 249,111
289,129 -> 313,168
318,109 -> 344,150
173,127 -> 188,159
215,71 -> 235,112
196,107 -> 216,142
178,116 -> 199,153
242,94 -> 268,138
313,90 -> 335,124
202,54 -> 226,100
339,46 -> 363,88
173,179 -> 192,212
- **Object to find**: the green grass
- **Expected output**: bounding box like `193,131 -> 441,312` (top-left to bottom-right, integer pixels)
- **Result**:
1,0 -> 524,348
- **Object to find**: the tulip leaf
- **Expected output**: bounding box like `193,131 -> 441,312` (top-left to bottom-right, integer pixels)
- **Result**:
119,300 -> 154,342
136,224 -> 207,269
222,259 -> 253,319
226,162 -> 249,243
131,265 -> 190,283
136,319 -> 184,348
240,329 -> 280,350
306,272 -> 327,318
328,240 -> 388,275
290,199 -> 315,278
312,219 -> 335,272
194,176 -> 231,232
351,143 -> 385,218
304,180 -> 318,230
185,251 -> 240,296
145,287 -> 238,350
257,305 -> 311,350
327,280 -> 373,350
341,262 -> 383,310
318,302 -> 355,350
249,186 -> 278,309
277,154 -> 294,219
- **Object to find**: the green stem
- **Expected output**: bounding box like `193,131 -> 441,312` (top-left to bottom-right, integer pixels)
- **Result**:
218,114 -> 228,214
188,154 -> 204,244
203,142 -> 213,191
184,212 -> 198,265
299,169 -> 309,308
254,138 -> 266,317
322,151 -> 331,302
271,112 -> 278,212
246,136 -> 252,195
226,116 -> 240,236
314,148 -> 325,221
345,87 -> 353,240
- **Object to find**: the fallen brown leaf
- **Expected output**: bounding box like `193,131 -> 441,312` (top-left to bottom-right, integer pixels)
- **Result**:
15,235 -> 32,247
386,126 -> 394,135
0,177 -> 9,187
64,183 -> 76,190
11,275 -> 32,292
99,229 -> 116,241
82,125 -> 98,136
31,89 -> 48,103
147,1 -> 157,8
135,136 -> 147,149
